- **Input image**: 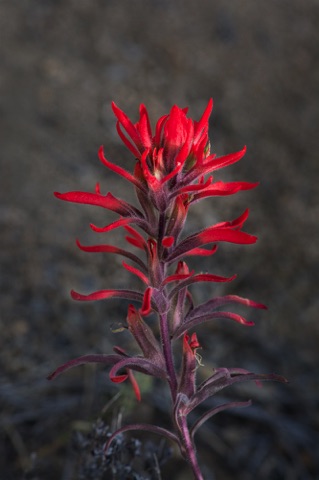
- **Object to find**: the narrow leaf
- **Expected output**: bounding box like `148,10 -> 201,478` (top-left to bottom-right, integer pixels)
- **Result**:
76,239 -> 147,271
191,400 -> 252,438
71,289 -> 144,303
47,353 -> 121,381
174,311 -> 254,339
104,423 -> 179,456
98,146 -> 146,192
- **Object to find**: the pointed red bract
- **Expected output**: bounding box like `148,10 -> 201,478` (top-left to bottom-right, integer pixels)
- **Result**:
193,98 -> 213,144
98,146 -> 145,191
71,289 -> 144,303
124,225 -> 148,250
127,369 -> 141,401
122,261 -> 150,286
178,332 -> 200,398
112,101 -> 143,152
54,190 -> 141,217
140,287 -> 153,316
76,238 -> 147,270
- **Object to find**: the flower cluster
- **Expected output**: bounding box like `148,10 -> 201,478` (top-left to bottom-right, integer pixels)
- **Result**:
49,100 -> 286,479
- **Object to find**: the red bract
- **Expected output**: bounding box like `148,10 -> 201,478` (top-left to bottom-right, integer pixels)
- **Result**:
49,100 -> 286,480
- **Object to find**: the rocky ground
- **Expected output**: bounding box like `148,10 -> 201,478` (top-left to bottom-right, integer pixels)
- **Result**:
1,1 -> 319,479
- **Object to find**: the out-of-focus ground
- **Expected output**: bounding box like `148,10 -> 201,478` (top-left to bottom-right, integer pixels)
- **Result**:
1,1 -> 318,479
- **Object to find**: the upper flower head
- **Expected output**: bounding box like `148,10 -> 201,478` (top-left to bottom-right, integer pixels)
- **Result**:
112,100 -> 213,187
109,100 -> 253,215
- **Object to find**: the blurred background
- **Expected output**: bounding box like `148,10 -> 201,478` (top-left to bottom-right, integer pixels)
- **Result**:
1,1 -> 318,478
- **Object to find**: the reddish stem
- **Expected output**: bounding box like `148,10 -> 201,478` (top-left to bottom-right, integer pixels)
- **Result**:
159,309 -> 178,401
178,414 -> 204,480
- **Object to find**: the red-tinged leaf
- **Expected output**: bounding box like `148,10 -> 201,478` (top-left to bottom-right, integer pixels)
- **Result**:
171,176 -> 213,197
154,114 -> 169,146
191,181 -> 259,202
140,149 -> 161,191
183,146 -> 246,185
137,104 -> 152,149
90,217 -> 147,234
168,228 -> 256,263
202,146 -> 247,173
112,102 -> 142,151
174,311 -> 254,338
193,98 -> 213,144
104,423 -> 179,456
126,369 -> 141,401
183,245 -> 218,257
122,261 -> 150,285
111,373 -> 128,383
47,353 -> 122,381
178,332 -> 198,398
124,225 -> 147,250
190,134 -> 210,171
185,371 -> 287,414
190,400 -> 252,439
76,238 -> 119,254
113,345 -> 127,356
98,146 -> 146,191
168,274 -> 236,301
165,195 -> 188,241
214,208 -> 249,229
76,239 -> 147,271
126,305 -> 164,365
162,271 -> 195,286
185,295 -> 267,323
54,190 -> 140,217
140,287 -> 153,316
188,273 -> 237,283
116,121 -> 141,158
109,356 -> 167,382
161,160 -> 183,184
70,289 -> 144,303
125,235 -> 145,249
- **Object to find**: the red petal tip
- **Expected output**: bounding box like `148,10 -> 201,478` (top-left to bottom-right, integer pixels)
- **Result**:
111,374 -> 128,383
70,290 -> 80,300
162,236 -> 174,248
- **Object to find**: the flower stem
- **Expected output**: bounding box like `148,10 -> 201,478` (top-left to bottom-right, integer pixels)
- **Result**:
159,310 -> 178,401
179,414 -> 204,480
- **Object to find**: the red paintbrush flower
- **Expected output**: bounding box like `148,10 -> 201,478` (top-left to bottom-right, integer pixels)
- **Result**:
50,99 -> 286,480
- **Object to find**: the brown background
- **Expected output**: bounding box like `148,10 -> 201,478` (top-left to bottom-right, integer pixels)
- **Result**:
1,1 -> 318,479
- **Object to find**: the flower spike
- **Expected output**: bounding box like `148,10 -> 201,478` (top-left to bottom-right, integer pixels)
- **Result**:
51,99 -> 286,479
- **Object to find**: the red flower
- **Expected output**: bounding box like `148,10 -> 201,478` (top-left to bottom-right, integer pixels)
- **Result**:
50,100 -> 286,477
109,100 -> 253,213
